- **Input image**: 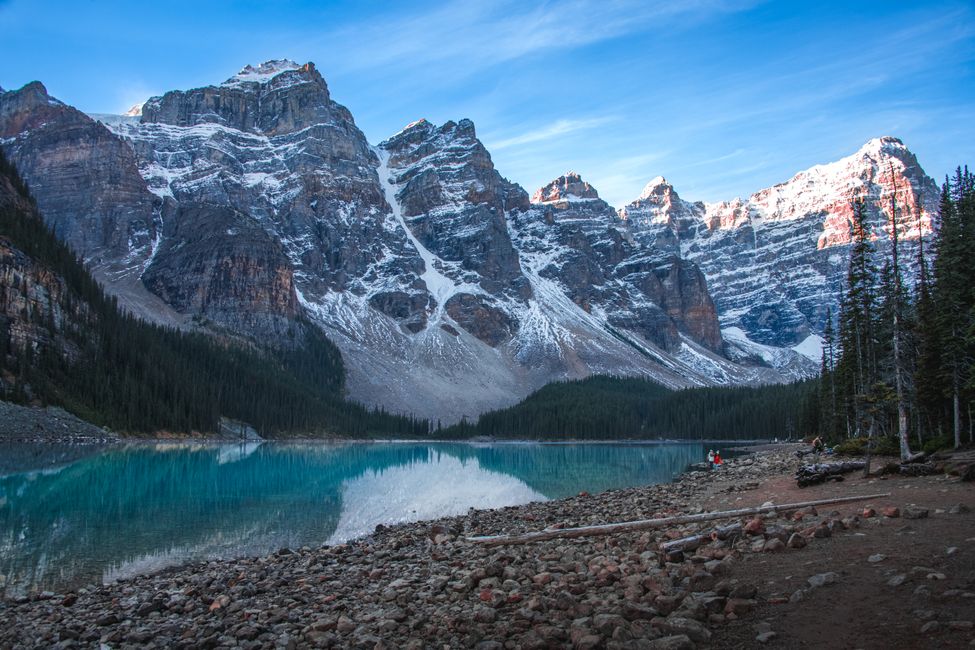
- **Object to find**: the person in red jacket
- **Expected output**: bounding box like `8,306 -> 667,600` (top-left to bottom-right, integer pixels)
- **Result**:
714,450 -> 723,469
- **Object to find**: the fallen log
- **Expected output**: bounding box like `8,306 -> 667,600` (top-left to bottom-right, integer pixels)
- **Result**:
796,461 -> 866,487
659,523 -> 742,557
898,462 -> 938,477
467,493 -> 890,547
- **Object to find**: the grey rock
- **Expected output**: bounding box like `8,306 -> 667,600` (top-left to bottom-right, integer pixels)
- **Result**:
806,572 -> 840,589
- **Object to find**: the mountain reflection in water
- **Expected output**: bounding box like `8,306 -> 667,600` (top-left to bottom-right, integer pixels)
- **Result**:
0,441 -> 703,596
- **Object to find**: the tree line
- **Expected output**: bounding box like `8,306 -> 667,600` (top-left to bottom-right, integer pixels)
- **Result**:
0,149 -> 429,437
440,375 -> 818,440
815,166 -> 974,457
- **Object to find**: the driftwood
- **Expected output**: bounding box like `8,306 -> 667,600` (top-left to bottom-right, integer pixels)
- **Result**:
467,493 -> 890,547
659,523 -> 742,558
796,461 -> 866,487
898,462 -> 938,477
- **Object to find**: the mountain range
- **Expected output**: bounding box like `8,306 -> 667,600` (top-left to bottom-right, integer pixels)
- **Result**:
0,60 -> 938,423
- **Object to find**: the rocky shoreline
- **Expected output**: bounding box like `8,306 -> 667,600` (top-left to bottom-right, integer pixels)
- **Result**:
2,445 -> 973,649
0,401 -> 117,443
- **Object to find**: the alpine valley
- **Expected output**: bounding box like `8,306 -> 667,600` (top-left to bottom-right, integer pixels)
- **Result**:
0,60 -> 938,423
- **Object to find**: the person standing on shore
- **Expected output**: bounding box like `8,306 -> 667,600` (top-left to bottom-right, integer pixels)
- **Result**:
707,449 -> 715,470
714,451 -> 723,469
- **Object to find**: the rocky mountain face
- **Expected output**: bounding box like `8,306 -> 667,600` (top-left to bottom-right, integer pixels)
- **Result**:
0,82 -> 157,272
517,173 -> 721,354
620,137 -> 938,348
0,166 -> 91,377
2,59 -> 937,422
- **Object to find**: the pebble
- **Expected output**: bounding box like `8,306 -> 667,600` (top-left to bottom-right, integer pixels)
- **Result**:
807,572 -> 840,589
887,575 -> 908,587
868,553 -> 886,563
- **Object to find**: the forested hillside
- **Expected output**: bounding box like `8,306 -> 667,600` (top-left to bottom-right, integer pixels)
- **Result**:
0,150 -> 428,437
442,375 -> 818,440
816,166 -> 975,456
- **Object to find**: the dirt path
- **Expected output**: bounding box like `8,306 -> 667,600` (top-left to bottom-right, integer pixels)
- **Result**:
704,466 -> 975,649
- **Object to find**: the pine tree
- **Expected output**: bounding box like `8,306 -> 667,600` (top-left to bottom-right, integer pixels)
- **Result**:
932,169 -> 975,447
883,166 -> 913,460
836,196 -> 879,441
819,307 -> 839,439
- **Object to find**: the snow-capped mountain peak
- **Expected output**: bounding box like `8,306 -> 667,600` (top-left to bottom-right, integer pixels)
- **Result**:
532,172 -> 600,204
638,176 -> 672,200
223,59 -> 303,86
123,102 -> 144,117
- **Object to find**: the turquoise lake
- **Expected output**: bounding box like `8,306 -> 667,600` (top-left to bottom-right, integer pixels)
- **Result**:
0,441 -> 708,596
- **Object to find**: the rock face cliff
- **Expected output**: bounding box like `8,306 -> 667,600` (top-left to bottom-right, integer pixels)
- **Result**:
0,82 -> 157,271
2,59 -> 937,422
0,164 -> 93,389
620,137 -> 938,349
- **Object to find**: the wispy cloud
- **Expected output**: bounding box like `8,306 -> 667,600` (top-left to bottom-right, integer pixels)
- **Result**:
311,0 -> 765,79
487,116 -> 616,150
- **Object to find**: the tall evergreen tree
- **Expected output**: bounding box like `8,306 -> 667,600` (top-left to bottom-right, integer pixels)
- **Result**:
932,169 -> 975,447
835,196 -> 879,441
883,166 -> 913,460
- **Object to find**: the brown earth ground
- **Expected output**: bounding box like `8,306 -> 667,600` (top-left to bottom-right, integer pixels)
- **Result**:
703,453 -> 975,650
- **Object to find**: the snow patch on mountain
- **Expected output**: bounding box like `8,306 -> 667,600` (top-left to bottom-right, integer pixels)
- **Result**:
223,60 -> 302,86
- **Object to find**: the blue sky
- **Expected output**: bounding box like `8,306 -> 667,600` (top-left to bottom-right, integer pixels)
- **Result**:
1,0 -> 972,206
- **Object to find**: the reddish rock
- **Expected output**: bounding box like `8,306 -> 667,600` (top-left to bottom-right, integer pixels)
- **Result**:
744,518 -> 766,536
882,507 -> 901,518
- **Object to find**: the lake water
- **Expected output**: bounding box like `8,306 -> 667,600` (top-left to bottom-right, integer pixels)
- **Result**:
0,441 -> 708,596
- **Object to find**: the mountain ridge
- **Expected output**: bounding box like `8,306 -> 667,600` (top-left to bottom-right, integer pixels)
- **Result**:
0,60 -> 938,422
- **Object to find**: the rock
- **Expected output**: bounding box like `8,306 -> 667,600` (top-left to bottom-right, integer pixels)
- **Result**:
863,508 -> 877,518
813,524 -> 832,539
573,635 -> 602,650
887,575 -> 908,587
336,616 -> 356,634
868,554 -> 886,563
729,584 -> 758,599
647,635 -> 695,650
904,507 -> 929,520
756,631 -> 778,643
475,642 -> 504,650
744,518 -> 766,536
786,533 -> 807,549
882,507 -> 901,518
948,504 -> 971,514
622,603 -> 659,621
653,617 -> 711,643
724,598 -> 756,617
920,621 -> 940,634
473,606 -> 497,624
807,572 -> 840,589
209,595 -> 231,611
763,538 -> 785,552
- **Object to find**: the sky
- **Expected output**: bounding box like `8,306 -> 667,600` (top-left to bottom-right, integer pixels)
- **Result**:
1,0 -> 972,207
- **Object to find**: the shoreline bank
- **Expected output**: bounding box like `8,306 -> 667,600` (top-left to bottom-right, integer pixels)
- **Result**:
3,445 -> 972,648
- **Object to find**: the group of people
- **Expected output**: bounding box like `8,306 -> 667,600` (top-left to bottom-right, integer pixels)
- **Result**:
707,449 -> 723,470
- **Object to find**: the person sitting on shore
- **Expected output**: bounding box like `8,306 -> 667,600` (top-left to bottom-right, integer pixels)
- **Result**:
812,436 -> 824,462
707,449 -> 715,470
